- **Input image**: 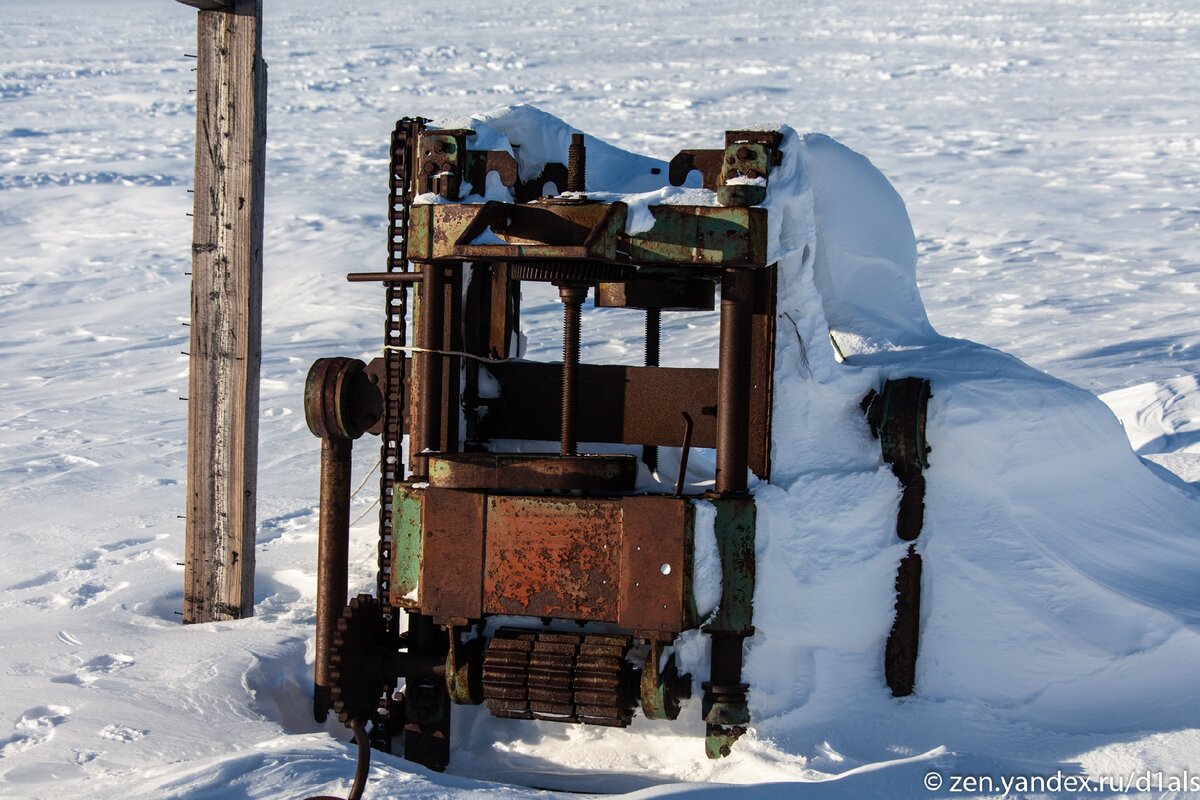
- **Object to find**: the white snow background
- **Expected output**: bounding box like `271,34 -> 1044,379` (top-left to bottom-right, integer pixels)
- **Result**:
1,1 -> 1198,798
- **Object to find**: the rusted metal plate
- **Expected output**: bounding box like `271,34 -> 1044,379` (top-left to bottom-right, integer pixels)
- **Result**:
428,452 -> 637,492
419,488 -> 485,619
407,204 -> 476,262
479,362 -> 718,449
618,496 -> 692,634
668,149 -> 724,190
408,201 -> 628,263
595,275 -> 716,312
401,490 -> 697,632
748,266 -> 777,481
466,150 -> 519,196
455,201 -> 627,262
514,162 -> 567,203
625,206 -> 768,267
483,497 -> 621,620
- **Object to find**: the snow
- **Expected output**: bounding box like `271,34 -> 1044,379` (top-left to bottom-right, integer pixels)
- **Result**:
1,1 -> 1199,798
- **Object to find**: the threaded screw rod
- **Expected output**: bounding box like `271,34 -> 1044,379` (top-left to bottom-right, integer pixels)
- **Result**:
558,284 -> 587,455
567,133 -> 586,193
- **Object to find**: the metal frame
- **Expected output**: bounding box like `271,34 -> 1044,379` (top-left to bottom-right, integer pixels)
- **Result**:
305,124 -> 792,773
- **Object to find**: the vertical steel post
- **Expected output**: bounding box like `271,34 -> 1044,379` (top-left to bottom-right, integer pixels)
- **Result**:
314,435 -> 352,721
716,269 -> 754,494
643,308 -> 661,472
416,264 -> 445,474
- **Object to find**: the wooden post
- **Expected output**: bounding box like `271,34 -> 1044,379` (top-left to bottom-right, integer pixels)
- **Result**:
180,0 -> 266,623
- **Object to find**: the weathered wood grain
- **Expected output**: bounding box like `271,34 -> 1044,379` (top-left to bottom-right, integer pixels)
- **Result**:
183,0 -> 266,623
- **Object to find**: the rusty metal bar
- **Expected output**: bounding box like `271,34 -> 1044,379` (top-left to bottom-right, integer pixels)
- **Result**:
559,284 -> 587,455
675,411 -> 694,497
347,271 -> 424,284
417,265 -> 445,473
643,308 -> 661,472
716,269 -> 755,494
314,435 -> 352,722
567,133 -> 586,192
479,362 -> 718,449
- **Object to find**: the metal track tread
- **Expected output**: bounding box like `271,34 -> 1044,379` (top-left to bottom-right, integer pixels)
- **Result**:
482,629 -> 636,727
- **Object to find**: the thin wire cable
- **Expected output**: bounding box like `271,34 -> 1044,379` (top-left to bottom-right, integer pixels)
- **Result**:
349,457 -> 381,499
349,497 -> 380,528
383,344 -> 514,364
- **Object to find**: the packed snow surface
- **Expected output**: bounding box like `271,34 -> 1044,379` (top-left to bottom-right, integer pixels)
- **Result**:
1,1 -> 1198,798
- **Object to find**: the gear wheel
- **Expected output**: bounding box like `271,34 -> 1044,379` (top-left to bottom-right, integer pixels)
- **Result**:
510,260 -> 632,284
329,594 -> 389,726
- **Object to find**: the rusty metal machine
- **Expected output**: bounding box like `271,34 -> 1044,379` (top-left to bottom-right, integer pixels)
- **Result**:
304,117 -> 792,777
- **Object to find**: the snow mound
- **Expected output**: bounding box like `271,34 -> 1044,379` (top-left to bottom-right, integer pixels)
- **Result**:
1101,375 -> 1200,489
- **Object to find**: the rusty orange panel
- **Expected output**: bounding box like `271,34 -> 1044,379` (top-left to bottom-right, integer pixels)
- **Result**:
619,496 -> 691,634
420,488 -> 485,619
483,496 -> 621,620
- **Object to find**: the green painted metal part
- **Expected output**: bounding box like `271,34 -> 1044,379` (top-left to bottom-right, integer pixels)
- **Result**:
702,695 -> 751,725
877,378 -> 932,470
406,201 -> 628,263
406,204 -> 476,262
715,141 -> 772,207
703,496 -> 756,635
391,484 -> 424,607
407,201 -> 767,268
682,504 -> 700,631
705,725 -> 748,759
626,206 -> 768,267
724,141 -> 773,183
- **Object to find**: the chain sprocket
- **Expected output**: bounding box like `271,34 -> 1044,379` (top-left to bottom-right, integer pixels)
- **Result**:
329,594 -> 389,726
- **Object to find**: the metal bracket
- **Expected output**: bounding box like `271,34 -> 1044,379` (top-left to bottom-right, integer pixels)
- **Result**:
176,0 -> 234,9
640,641 -> 691,720
702,495 -> 756,635
415,129 -> 519,200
